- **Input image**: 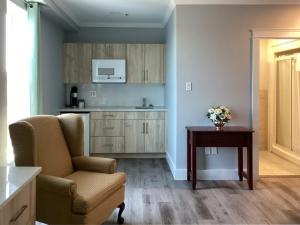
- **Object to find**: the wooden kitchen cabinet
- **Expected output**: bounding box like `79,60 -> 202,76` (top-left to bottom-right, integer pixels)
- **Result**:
91,119 -> 124,137
91,137 -> 124,153
64,43 -> 92,84
126,44 -> 165,84
92,43 -> 126,59
124,112 -> 165,153
124,120 -> 145,153
126,44 -> 145,83
144,44 -> 165,84
144,120 -> 165,153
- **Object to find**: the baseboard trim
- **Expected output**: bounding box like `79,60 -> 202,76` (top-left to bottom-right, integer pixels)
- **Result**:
90,153 -> 166,158
166,152 -> 239,180
272,145 -> 300,166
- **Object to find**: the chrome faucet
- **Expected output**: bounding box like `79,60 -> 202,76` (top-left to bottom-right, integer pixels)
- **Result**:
142,97 -> 147,107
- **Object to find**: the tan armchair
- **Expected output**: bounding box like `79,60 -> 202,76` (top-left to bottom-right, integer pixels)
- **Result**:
9,114 -> 126,225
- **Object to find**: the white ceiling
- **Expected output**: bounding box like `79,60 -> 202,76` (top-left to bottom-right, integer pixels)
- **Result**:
51,0 -> 174,28
46,0 -> 300,29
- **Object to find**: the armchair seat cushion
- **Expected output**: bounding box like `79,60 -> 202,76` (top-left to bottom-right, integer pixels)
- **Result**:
65,171 -> 126,214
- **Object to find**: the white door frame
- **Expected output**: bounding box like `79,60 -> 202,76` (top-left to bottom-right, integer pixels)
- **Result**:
250,29 -> 300,179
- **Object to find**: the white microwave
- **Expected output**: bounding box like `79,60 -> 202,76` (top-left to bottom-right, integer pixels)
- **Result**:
92,59 -> 126,83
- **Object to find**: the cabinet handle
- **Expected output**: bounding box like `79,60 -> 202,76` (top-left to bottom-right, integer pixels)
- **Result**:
103,114 -> 115,117
10,205 -> 28,223
146,123 -> 149,134
104,127 -> 114,130
142,122 -> 145,134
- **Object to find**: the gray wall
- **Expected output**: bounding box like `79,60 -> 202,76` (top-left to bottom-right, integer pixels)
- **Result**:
40,14 -> 65,115
165,11 -> 177,170
0,0 -> 7,166
65,27 -> 166,43
170,5 -> 300,176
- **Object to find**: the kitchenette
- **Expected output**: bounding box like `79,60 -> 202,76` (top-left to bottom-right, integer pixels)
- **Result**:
60,43 -> 167,158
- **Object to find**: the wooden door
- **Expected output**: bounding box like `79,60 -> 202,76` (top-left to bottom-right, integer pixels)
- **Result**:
78,43 -> 92,84
144,120 -> 165,153
64,43 -> 79,83
124,120 -> 145,153
144,44 -> 165,84
126,44 -> 145,83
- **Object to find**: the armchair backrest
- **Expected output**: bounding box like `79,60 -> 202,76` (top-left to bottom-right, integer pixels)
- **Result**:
9,114 -> 84,177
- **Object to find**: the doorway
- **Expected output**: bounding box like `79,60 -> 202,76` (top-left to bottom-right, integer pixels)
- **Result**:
255,37 -> 300,176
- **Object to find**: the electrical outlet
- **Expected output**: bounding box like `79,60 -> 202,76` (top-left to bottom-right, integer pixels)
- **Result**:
205,147 -> 211,155
90,91 -> 96,98
211,147 -> 218,155
186,82 -> 192,91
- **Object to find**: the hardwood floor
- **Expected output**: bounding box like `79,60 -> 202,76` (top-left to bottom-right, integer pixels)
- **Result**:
104,158 -> 300,225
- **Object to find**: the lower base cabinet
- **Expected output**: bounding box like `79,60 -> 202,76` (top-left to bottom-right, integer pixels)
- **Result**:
90,111 -> 166,154
91,137 -> 124,153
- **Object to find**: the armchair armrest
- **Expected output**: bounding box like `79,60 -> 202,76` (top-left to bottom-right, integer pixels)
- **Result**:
37,174 -> 77,197
72,156 -> 116,174
36,174 -> 78,224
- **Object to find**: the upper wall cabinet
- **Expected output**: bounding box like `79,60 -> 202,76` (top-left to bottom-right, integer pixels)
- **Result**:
64,43 -> 92,84
127,44 -> 165,84
92,43 -> 126,59
64,43 -> 164,84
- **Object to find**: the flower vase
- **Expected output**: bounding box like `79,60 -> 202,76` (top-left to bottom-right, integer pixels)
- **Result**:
214,121 -> 225,131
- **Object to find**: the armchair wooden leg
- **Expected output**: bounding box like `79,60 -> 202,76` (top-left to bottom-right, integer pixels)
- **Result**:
117,202 -> 125,224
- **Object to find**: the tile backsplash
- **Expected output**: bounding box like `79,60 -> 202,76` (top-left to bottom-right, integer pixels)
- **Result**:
65,84 -> 165,107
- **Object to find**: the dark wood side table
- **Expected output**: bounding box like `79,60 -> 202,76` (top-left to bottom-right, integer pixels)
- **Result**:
186,126 -> 254,190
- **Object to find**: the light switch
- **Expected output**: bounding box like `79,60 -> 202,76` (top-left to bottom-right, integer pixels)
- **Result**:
186,82 -> 192,91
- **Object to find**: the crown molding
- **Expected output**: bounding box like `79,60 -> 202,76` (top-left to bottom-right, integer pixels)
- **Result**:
44,0 -> 79,30
174,0 -> 300,5
79,22 -> 165,28
163,0 -> 176,26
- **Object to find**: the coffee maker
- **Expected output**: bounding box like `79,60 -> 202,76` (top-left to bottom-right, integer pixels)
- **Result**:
70,86 -> 78,108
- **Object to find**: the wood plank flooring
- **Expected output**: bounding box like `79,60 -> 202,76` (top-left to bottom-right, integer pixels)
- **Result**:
104,158 -> 300,225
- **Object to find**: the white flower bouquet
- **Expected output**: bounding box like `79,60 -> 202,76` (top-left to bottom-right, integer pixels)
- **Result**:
206,106 -> 231,129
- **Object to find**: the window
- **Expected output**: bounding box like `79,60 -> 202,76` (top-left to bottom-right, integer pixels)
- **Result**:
6,0 -> 30,164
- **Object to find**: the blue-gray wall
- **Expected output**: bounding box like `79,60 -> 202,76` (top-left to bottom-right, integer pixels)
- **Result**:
40,14 -> 65,115
165,10 -> 177,175
64,27 -> 165,43
167,5 -> 300,179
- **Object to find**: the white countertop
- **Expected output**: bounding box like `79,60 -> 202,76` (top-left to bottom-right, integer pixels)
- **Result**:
59,106 -> 167,112
0,167 -> 41,209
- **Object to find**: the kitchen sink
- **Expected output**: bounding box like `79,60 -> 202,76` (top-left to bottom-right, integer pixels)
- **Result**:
135,106 -> 154,109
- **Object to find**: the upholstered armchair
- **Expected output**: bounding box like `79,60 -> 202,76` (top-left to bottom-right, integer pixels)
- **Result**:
9,114 -> 126,225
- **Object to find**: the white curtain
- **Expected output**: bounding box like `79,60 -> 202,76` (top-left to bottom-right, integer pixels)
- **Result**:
0,0 -> 7,166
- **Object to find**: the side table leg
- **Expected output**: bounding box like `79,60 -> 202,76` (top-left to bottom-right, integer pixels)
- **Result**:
187,130 -> 191,181
247,136 -> 253,190
238,147 -> 243,181
191,134 -> 197,190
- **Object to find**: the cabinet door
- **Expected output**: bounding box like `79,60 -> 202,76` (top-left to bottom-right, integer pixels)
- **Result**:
144,44 -> 165,84
78,43 -> 92,84
126,44 -> 145,83
92,43 -> 107,58
107,44 -> 126,59
145,120 -> 165,153
124,120 -> 145,153
64,43 -> 79,83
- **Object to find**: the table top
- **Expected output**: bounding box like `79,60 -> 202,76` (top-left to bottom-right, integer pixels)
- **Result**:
0,166 -> 41,209
186,126 -> 254,132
